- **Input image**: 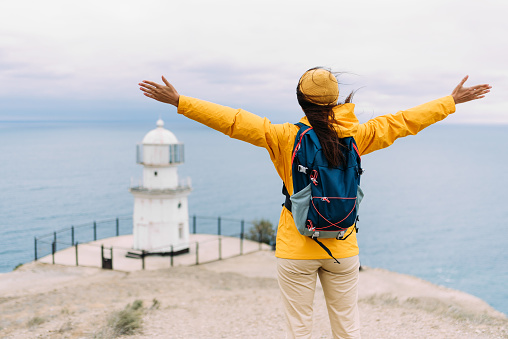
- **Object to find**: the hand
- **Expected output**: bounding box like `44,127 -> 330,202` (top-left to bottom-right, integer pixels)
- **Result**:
451,76 -> 491,104
139,76 -> 180,107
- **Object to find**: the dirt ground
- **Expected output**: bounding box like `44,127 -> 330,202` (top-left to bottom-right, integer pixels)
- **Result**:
1,250 -> 506,338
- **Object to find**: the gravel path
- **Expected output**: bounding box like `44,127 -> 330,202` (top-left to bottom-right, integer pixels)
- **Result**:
1,251 -> 506,338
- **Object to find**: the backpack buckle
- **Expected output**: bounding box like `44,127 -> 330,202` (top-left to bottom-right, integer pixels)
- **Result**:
336,230 -> 346,240
298,165 -> 308,174
312,231 -> 320,238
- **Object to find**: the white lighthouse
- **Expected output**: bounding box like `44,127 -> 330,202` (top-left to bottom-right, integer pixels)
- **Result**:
130,119 -> 191,254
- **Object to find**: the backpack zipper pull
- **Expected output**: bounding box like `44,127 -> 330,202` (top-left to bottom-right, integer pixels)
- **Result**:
310,170 -> 318,185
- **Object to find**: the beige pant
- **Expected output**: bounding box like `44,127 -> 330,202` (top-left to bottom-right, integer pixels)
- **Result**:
277,256 -> 360,339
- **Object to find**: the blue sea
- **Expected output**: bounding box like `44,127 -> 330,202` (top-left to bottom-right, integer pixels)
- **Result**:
0,120 -> 507,315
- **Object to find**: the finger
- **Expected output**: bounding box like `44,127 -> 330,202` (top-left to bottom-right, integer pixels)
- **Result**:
476,88 -> 491,94
459,75 -> 469,87
143,92 -> 156,99
142,80 -> 162,88
139,85 -> 159,93
453,75 -> 468,92
139,87 -> 153,94
139,82 -> 157,91
161,76 -> 171,87
139,83 -> 156,91
471,84 -> 491,90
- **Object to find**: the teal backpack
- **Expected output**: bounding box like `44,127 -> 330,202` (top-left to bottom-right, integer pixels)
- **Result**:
282,122 -> 364,263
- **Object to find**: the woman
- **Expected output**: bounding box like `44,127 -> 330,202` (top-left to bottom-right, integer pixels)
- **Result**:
139,68 -> 490,338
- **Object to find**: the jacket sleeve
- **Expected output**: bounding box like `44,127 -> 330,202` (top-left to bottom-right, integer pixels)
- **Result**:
177,95 -> 295,179
355,96 -> 456,155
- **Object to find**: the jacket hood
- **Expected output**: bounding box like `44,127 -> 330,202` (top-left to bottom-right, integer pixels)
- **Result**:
298,103 -> 358,138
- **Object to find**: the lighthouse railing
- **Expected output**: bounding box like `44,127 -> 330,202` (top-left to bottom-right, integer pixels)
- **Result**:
128,177 -> 192,191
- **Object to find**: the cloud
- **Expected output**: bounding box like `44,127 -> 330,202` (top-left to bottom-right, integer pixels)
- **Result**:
0,0 -> 506,123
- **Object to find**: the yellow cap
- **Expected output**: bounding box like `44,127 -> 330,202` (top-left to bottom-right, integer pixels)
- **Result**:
298,68 -> 339,106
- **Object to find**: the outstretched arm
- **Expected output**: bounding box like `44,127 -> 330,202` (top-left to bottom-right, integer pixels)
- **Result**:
138,75 -> 296,178
138,75 -> 285,149
355,76 -> 492,155
139,76 -> 180,107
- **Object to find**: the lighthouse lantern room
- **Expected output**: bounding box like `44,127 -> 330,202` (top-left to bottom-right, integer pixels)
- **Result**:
130,119 -> 191,254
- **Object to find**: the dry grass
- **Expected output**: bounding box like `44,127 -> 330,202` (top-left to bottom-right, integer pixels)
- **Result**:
360,293 -> 508,327
26,316 -> 46,328
57,320 -> 73,333
94,300 -> 144,338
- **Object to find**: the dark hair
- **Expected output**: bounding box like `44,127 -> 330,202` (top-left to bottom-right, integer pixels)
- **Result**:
296,68 -> 355,168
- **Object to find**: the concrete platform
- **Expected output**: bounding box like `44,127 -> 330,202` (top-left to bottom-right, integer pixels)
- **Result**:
39,234 -> 271,272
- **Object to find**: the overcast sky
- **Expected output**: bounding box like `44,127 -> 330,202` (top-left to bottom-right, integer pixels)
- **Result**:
0,0 -> 506,123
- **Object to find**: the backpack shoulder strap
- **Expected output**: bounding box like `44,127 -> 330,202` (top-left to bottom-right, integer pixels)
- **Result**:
282,122 -> 312,212
351,138 -> 361,159
349,137 -> 363,173
292,123 -> 314,166
295,122 -> 309,129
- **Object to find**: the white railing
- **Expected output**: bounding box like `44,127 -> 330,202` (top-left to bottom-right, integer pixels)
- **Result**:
129,177 -> 192,190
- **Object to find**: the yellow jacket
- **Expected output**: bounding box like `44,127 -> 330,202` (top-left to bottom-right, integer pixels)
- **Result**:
178,95 -> 456,259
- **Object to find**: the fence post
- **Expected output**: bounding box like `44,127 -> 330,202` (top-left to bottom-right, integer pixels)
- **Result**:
219,237 -> 222,260
93,221 -> 97,241
218,217 -> 221,236
71,226 -> 75,246
193,215 -> 196,234
75,242 -> 79,266
101,244 -> 104,265
116,218 -> 119,236
51,241 -> 56,264
34,237 -> 38,261
141,250 -> 146,270
53,231 -> 57,252
170,245 -> 174,267
259,231 -> 263,250
110,247 -> 113,270
195,242 -> 199,265
240,220 -> 244,255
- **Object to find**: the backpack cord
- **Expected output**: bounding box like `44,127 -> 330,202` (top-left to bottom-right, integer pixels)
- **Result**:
338,225 -> 356,241
310,224 -> 357,264
312,238 -> 341,264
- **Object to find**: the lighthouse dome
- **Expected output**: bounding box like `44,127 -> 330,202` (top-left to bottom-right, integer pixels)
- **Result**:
142,119 -> 178,144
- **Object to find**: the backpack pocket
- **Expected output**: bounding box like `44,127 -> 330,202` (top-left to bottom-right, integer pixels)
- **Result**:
308,195 -> 357,232
290,183 -> 312,234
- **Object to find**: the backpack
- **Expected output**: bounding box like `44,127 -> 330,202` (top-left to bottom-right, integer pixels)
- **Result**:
282,122 -> 364,262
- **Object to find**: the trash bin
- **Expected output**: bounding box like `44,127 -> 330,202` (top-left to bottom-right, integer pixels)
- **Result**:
102,257 -> 112,270
101,245 -> 113,270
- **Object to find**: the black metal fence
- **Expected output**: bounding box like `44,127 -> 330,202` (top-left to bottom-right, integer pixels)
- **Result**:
34,215 -> 275,270
34,216 -> 133,262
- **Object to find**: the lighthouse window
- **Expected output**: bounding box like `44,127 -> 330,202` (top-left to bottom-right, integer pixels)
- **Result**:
154,171 -> 158,176
178,202 -> 182,209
